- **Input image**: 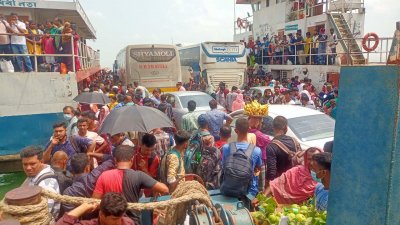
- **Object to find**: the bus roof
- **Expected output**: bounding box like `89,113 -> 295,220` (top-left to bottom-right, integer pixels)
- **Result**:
178,41 -> 244,50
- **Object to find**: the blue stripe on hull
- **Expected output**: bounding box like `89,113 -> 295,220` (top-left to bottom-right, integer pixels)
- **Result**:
0,113 -> 63,155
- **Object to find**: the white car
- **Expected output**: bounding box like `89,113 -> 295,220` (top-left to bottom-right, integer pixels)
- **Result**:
229,105 -> 334,150
164,91 -> 225,129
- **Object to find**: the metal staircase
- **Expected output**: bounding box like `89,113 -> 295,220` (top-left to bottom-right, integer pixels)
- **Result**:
328,13 -> 366,65
327,0 -> 366,65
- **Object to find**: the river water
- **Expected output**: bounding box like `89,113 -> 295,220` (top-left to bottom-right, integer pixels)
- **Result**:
0,172 -> 26,199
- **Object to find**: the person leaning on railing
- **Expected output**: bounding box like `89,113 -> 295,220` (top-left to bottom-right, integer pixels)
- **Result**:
0,14 -> 12,63
26,20 -> 43,70
8,13 -> 33,72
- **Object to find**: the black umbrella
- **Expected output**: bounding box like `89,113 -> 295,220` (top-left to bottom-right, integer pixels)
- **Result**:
98,105 -> 174,135
73,92 -> 110,105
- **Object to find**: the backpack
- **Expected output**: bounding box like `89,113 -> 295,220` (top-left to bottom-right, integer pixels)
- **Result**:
184,130 -> 210,174
158,149 -> 182,185
220,143 -> 255,197
195,146 -> 221,190
271,137 -> 303,166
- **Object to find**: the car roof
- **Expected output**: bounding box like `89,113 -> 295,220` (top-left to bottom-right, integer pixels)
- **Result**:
230,105 -> 324,119
250,86 -> 273,91
166,91 -> 209,97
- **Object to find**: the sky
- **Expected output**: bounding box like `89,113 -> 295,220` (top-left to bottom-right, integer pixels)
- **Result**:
79,0 -> 400,68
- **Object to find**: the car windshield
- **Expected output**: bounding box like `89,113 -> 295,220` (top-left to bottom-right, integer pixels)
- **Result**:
179,94 -> 213,109
288,114 -> 335,142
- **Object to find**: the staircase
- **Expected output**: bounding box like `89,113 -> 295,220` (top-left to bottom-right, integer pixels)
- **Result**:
328,13 -> 366,65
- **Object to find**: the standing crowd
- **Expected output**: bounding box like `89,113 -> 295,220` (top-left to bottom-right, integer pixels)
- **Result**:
243,28 -> 338,66
0,13 -> 80,73
9,73 -> 333,225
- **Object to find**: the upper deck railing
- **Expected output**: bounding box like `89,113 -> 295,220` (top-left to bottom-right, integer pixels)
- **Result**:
248,36 -> 399,67
235,0 -> 365,35
0,33 -> 100,73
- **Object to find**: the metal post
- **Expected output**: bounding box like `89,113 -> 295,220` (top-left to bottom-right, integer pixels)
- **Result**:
34,42 -> 38,72
71,35 -> 76,72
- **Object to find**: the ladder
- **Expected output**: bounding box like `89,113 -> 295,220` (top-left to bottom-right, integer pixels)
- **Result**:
328,13 -> 366,65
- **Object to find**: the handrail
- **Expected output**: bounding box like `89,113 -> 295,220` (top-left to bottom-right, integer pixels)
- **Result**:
249,36 -> 395,66
0,33 -> 100,73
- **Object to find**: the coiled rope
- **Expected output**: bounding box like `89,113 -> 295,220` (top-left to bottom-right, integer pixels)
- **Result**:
0,181 -> 211,225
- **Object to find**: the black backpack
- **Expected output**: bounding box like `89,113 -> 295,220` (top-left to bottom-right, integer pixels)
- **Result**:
220,143 -> 255,197
195,146 -> 221,190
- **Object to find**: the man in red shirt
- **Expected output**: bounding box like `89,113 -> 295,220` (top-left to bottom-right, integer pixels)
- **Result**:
132,134 -> 160,196
214,126 -> 232,151
92,145 -> 168,224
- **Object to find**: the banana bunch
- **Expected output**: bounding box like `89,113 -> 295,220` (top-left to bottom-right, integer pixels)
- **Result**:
244,100 -> 269,116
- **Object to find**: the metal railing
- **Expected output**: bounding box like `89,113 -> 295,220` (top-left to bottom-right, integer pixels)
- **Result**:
249,36 -> 397,66
287,0 -> 328,22
0,33 -> 100,73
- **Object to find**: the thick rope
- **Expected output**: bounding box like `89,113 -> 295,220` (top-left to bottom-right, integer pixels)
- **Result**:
0,198 -> 52,225
0,181 -> 211,225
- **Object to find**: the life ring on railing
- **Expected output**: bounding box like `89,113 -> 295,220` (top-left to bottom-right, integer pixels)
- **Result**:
362,33 -> 380,52
237,17 -> 243,28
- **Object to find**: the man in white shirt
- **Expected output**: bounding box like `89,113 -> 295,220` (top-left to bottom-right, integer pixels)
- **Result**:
76,118 -> 108,153
328,28 -> 338,65
8,13 -> 32,72
20,146 -> 60,219
0,14 -> 11,61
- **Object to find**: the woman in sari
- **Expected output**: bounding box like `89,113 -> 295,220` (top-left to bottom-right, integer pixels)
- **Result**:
265,147 -> 323,204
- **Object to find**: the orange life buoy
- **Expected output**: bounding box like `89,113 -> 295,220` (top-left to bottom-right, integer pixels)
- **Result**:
362,33 -> 380,52
237,18 -> 243,28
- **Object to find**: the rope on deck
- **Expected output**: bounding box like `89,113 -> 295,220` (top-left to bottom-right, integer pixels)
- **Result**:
0,180 -> 211,225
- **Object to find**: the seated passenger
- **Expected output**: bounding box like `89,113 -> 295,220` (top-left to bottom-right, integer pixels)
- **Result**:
265,147 -> 322,204
311,152 -> 332,211
56,192 -> 134,225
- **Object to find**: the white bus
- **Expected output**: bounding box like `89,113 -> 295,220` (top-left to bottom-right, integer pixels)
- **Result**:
115,44 -> 182,92
179,42 -> 247,89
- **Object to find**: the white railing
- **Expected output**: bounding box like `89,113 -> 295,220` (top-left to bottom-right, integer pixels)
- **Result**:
0,33 -> 100,73
249,36 -> 397,66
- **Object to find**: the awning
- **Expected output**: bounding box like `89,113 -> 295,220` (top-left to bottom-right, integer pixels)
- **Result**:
0,0 -> 96,39
76,65 -> 101,82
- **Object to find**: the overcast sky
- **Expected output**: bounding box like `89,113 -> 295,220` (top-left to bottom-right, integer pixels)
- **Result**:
80,0 -> 400,67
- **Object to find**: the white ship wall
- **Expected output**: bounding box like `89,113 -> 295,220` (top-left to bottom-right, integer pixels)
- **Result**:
266,65 -> 340,91
0,73 -> 78,117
